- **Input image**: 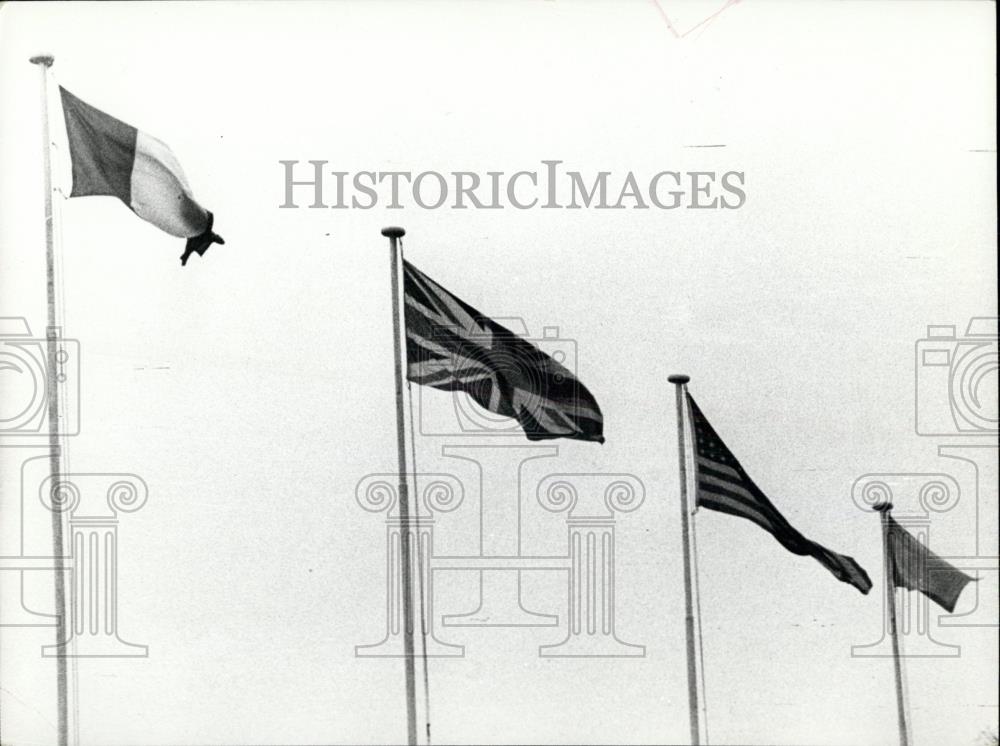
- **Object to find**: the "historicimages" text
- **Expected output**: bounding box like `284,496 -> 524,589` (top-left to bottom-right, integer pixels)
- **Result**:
279,160 -> 746,210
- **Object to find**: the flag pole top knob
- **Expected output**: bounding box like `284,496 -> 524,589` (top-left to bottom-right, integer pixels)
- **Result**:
874,502 -> 894,513
29,55 -> 54,67
668,374 -> 690,385
381,226 -> 406,239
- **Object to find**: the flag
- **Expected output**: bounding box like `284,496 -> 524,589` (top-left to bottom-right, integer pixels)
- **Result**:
885,514 -> 975,612
403,260 -> 604,443
59,87 -> 224,266
687,393 -> 872,593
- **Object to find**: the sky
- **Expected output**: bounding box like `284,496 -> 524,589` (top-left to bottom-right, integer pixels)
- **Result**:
0,2 -> 997,745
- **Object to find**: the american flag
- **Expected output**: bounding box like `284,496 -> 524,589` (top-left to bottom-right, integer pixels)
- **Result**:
402,260 -> 604,443
687,393 -> 872,594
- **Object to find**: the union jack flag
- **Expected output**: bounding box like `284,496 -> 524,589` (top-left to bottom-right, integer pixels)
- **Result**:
402,260 -> 604,443
687,393 -> 872,594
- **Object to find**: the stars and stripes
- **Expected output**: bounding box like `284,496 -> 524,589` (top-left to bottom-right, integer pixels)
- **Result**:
686,393 -> 872,594
402,260 -> 604,443
884,515 -> 975,613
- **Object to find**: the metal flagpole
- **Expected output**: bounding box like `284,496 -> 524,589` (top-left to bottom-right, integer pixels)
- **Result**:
384,226 -> 418,746
687,465 -> 711,744
398,232 -> 433,745
29,52 -> 70,746
876,502 -> 910,746
406,388 -> 433,746
668,374 -> 700,745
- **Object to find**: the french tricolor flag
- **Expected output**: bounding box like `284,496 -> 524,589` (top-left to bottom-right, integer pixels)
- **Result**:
59,86 -> 224,266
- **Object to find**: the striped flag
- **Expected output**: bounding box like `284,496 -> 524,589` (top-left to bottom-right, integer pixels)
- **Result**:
885,515 -> 975,612
403,260 -> 604,443
687,393 -> 872,593
59,86 -> 223,266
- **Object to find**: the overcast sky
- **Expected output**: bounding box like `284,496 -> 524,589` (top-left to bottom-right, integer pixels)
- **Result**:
0,2 -> 996,745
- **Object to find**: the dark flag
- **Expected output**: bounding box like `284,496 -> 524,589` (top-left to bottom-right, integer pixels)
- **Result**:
402,260 -> 604,443
885,515 -> 975,612
59,87 -> 224,265
687,393 -> 872,593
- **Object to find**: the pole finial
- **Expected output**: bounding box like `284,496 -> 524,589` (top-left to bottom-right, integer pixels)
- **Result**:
29,55 -> 54,67
873,502 -> 894,513
668,374 -> 690,385
381,226 -> 406,239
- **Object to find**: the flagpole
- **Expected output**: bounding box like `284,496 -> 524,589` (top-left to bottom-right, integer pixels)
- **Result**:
29,53 -> 70,746
384,226 -> 419,746
875,502 -> 910,746
668,374 -> 700,745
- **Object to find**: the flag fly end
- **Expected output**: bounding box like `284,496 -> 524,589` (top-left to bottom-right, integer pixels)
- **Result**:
179,212 -> 225,267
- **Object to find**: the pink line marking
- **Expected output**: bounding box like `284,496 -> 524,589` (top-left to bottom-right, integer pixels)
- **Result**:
650,0 -> 743,40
